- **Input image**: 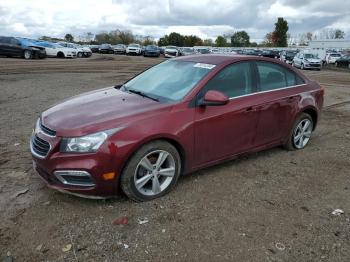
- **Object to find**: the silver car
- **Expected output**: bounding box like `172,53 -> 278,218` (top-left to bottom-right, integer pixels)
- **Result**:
292,51 -> 322,70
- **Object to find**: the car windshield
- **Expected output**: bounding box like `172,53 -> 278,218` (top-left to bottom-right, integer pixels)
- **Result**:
304,54 -> 319,59
129,44 -> 139,47
146,45 -> 157,49
183,48 -> 193,52
121,60 -> 214,102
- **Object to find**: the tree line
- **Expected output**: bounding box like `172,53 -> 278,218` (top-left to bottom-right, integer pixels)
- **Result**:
39,17 -> 346,47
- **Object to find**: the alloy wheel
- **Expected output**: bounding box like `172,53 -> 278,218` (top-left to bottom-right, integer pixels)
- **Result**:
134,150 -> 176,196
24,50 -> 32,59
293,118 -> 313,149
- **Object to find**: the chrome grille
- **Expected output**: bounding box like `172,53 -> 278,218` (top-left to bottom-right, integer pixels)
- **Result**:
40,121 -> 56,136
31,134 -> 50,158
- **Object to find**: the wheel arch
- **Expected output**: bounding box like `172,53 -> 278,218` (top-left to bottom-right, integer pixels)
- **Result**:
119,135 -> 187,181
301,106 -> 318,130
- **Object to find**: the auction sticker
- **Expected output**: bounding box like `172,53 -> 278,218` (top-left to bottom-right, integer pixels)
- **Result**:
194,63 -> 216,70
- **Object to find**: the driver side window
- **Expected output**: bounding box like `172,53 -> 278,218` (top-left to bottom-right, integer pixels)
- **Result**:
202,62 -> 254,98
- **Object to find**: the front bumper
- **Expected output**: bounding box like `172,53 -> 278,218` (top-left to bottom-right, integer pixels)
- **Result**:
144,52 -> 160,57
304,63 -> 321,69
30,131 -> 121,197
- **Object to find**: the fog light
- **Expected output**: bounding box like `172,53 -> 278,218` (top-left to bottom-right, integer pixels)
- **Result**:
54,170 -> 95,187
102,172 -> 115,180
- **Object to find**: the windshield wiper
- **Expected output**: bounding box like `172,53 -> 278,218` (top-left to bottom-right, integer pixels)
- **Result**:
125,87 -> 159,102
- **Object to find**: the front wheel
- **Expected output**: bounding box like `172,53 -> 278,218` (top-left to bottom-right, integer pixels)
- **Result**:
24,50 -> 32,59
121,141 -> 181,202
284,113 -> 313,151
77,52 -> 83,58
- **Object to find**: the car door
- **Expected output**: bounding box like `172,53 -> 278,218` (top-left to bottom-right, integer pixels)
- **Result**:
8,38 -> 23,56
0,37 -> 11,56
252,61 -> 304,147
194,61 -> 259,166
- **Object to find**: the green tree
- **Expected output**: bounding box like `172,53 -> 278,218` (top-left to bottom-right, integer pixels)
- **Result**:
231,31 -> 250,47
203,39 -> 213,46
215,36 -> 227,47
94,32 -> 110,44
184,35 -> 202,46
158,35 -> 169,46
274,17 -> 289,47
64,33 -> 74,42
167,32 -> 185,46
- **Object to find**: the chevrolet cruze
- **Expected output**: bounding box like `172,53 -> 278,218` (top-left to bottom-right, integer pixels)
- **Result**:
30,55 -> 324,201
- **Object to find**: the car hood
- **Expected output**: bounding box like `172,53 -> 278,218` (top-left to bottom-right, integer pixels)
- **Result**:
41,87 -> 172,137
305,58 -> 321,63
165,48 -> 178,52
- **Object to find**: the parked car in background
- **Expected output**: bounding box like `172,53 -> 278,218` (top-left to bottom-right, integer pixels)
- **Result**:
196,48 -> 211,54
280,50 -> 298,64
181,47 -> 196,56
261,50 -> 280,59
292,51 -> 322,70
89,45 -> 100,53
30,41 -> 77,58
143,45 -> 160,57
243,49 -> 263,56
57,42 -> 86,58
164,46 -> 180,58
114,44 -> 126,54
159,47 -> 165,55
335,55 -> 350,68
76,44 -> 92,57
0,36 -> 46,59
30,55 -> 323,201
325,53 -> 342,64
126,44 -> 142,55
99,44 -> 114,54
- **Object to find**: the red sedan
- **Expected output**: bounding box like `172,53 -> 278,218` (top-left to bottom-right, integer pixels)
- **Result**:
30,55 -> 324,201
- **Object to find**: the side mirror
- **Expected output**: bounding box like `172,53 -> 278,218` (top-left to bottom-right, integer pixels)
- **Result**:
199,90 -> 229,106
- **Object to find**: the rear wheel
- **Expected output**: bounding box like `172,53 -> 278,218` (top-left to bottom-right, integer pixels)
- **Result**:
121,141 -> 181,202
77,52 -> 83,58
24,50 -> 32,59
284,113 -> 313,150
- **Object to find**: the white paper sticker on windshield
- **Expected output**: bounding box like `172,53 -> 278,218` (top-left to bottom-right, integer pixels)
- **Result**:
193,63 -> 216,70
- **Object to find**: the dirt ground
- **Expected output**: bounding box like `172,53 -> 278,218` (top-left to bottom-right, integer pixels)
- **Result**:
1,54 -> 350,262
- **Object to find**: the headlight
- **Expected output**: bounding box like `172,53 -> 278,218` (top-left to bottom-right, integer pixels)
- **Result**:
60,128 -> 120,153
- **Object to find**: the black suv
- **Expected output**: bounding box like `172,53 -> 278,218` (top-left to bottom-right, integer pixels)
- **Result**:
0,36 -> 46,59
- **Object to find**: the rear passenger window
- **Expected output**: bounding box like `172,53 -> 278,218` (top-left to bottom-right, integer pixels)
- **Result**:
202,62 -> 254,98
256,61 -> 303,91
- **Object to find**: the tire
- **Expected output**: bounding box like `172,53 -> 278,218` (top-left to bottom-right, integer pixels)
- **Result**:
24,50 -> 32,59
77,52 -> 83,58
284,113 -> 314,151
121,140 -> 181,202
57,52 -> 65,58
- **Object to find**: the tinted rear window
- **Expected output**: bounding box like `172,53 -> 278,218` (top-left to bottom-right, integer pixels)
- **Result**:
257,61 -> 304,91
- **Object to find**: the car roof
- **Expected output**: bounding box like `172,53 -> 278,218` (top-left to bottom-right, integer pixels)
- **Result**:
173,54 -> 274,65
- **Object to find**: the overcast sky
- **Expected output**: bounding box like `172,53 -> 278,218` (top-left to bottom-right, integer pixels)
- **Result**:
0,0 -> 349,42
